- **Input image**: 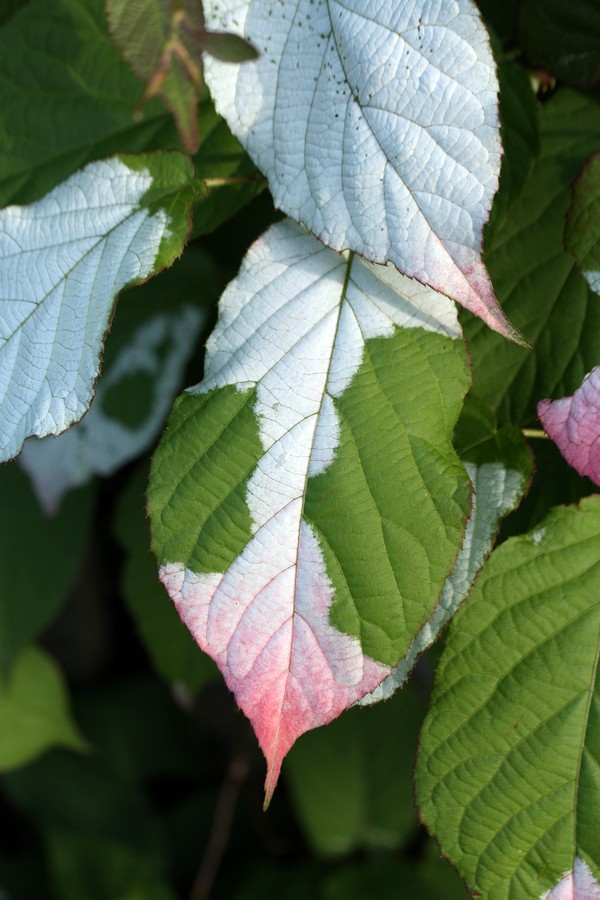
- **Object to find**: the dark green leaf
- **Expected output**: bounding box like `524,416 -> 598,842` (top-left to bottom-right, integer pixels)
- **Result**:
0,0 -> 182,207
417,496 -> 600,896
285,684 -> 424,856
519,0 -> 600,88
0,464 -> 93,673
114,465 -> 218,693
565,152 -> 600,295
466,89 -> 600,426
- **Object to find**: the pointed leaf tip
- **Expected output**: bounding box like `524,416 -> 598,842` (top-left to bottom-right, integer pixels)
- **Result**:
160,552 -> 392,803
203,0 -> 522,342
149,219 -> 471,800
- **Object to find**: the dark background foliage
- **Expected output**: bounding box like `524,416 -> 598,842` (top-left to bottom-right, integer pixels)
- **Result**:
1,0 -> 598,897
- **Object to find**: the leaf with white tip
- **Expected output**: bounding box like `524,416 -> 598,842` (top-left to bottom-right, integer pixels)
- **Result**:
0,153 -> 195,463
203,0 -> 521,343
149,218 -> 471,803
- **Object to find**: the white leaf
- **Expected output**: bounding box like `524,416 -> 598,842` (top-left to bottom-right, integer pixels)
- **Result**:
0,157 -> 178,462
203,0 -> 520,341
19,306 -> 203,514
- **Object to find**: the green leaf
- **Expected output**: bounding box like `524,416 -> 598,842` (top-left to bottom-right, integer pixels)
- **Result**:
149,218 -> 471,801
0,0 -> 27,26
519,0 -> 600,88
200,29 -> 258,64
565,152 -> 600,296
475,0 -> 518,43
496,61 -> 539,208
0,464 -> 94,673
465,89 -> 600,426
0,0 -> 182,207
19,246 -> 217,513
0,152 -> 195,462
416,495 -> 600,898
114,465 -> 218,694
360,399 -> 532,705
285,683 -> 423,856
0,648 -> 85,770
321,855 -> 468,900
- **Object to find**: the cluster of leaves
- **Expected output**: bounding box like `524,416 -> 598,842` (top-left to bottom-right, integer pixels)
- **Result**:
1,0 -> 599,897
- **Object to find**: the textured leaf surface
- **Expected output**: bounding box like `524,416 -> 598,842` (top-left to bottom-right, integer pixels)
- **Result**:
0,648 -> 85,770
203,0 -> 520,342
565,153 -> 600,297
149,218 -> 471,801
0,152 -> 194,463
0,464 -> 93,673
465,89 -> 600,426
361,401 -> 531,705
538,366 -> 600,487
416,495 -> 600,898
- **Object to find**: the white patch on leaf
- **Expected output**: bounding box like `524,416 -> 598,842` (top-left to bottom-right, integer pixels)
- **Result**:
162,218 -> 461,797
203,0 -> 521,341
542,858 -> 600,900
0,158 -> 172,462
20,306 -> 202,513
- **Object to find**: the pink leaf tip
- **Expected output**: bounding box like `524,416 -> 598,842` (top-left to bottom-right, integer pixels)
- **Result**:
159,519 -> 392,806
538,365 -> 600,486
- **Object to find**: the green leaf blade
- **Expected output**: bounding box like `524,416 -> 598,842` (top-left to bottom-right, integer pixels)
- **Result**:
0,648 -> 85,771
417,496 -> 600,897
0,0 -> 182,207
0,464 -> 94,673
466,89 -> 600,427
